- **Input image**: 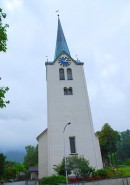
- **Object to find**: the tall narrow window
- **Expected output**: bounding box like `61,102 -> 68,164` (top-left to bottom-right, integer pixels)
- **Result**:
67,68 -> 73,80
68,87 -> 73,95
69,137 -> 76,153
59,68 -> 65,80
64,87 -> 68,95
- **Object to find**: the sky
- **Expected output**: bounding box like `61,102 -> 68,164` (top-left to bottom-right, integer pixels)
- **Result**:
0,0 -> 130,152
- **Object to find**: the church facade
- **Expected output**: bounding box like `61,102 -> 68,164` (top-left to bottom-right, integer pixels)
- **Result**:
37,16 -> 103,178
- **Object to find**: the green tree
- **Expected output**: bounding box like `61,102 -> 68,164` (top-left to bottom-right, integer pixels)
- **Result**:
3,160 -> 26,180
54,155 -> 94,180
117,129 -> 130,163
68,155 -> 94,180
0,153 -> 6,177
53,157 -> 71,176
0,8 -> 9,52
24,145 -> 38,169
97,123 -> 120,166
0,8 -> 9,108
0,84 -> 10,108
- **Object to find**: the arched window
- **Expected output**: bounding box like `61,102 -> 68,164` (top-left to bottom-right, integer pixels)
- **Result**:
68,87 -> 73,95
64,87 -> 68,95
59,68 -> 65,80
67,68 -> 73,80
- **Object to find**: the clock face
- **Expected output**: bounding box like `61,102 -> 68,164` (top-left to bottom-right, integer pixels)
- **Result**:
58,56 -> 71,67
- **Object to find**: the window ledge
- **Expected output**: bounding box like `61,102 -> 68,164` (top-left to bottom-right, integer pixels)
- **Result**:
69,153 -> 78,155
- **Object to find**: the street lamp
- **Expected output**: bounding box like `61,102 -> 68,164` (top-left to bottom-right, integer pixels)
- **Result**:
63,122 -> 71,185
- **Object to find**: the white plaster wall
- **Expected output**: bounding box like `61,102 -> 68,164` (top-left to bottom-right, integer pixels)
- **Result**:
46,53 -> 103,175
38,130 -> 48,178
94,134 -> 103,169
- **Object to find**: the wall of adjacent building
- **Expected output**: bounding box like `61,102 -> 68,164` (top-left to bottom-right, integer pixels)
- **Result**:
38,130 -> 48,178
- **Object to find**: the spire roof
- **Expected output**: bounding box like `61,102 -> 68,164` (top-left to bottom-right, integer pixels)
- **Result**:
54,16 -> 70,60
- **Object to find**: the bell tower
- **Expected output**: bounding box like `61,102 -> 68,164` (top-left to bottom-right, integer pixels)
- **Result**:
37,16 -> 103,178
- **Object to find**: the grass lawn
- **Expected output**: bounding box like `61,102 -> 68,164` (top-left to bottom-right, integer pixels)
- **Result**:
117,166 -> 130,177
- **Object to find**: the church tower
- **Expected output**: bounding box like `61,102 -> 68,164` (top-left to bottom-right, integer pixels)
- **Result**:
37,16 -> 103,178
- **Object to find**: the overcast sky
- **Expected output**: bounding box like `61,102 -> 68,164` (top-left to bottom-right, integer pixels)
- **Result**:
0,0 -> 130,152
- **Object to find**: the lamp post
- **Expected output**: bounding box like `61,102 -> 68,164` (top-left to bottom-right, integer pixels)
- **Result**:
63,122 -> 71,185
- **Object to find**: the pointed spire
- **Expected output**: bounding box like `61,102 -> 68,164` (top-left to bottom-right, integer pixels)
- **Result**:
54,16 -> 70,60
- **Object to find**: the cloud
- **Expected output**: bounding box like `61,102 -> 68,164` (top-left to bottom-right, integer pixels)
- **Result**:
0,0 -> 130,152
3,0 -> 23,12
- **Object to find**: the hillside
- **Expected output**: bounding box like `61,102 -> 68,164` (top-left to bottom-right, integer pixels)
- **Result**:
4,150 -> 25,162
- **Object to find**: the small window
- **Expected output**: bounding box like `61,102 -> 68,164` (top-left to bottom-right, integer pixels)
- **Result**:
59,68 -> 65,80
69,137 -> 76,153
63,87 -> 73,95
64,87 -> 68,95
68,87 -> 73,95
67,68 -> 73,80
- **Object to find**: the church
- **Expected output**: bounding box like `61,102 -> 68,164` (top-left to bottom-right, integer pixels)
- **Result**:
37,16 -> 103,179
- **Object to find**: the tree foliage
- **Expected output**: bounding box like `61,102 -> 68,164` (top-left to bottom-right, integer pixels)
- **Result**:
40,175 -> 66,185
68,155 -> 94,180
0,85 -> 10,108
0,8 -> 9,108
0,8 -> 9,52
53,155 -> 94,180
97,123 -> 120,166
0,153 -> 6,176
117,129 -> 130,162
53,157 -> 71,176
4,161 -> 26,180
24,145 -> 38,169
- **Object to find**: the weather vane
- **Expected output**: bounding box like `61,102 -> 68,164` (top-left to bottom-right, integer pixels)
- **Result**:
46,56 -> 48,62
56,10 -> 60,17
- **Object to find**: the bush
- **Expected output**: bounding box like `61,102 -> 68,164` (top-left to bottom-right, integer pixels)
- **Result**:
92,169 -> 109,179
39,175 -> 66,185
53,157 -> 71,176
125,159 -> 130,165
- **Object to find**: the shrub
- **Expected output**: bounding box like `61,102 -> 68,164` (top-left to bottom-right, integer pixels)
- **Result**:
39,175 -> 66,185
69,176 -> 83,182
68,155 -> 94,180
125,159 -> 130,165
53,157 -> 71,176
92,169 -> 109,179
54,155 -> 94,180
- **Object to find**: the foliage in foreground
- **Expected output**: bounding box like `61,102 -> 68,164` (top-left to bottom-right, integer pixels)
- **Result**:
53,157 -> 71,176
69,167 -> 130,182
68,155 -> 94,180
40,167 -> 130,184
0,152 -> 27,181
53,155 -> 94,180
39,175 -> 66,185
